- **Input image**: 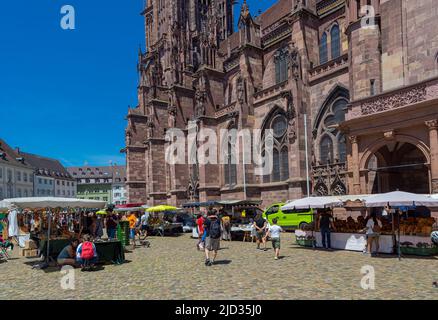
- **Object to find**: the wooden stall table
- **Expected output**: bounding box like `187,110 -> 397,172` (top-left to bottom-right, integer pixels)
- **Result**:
151,223 -> 183,237
231,226 -> 254,242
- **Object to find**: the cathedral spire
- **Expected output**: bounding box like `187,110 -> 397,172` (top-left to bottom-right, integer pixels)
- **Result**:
240,0 -> 251,20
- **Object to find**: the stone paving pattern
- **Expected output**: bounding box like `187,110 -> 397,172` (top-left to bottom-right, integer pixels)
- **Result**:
1,233 -> 437,300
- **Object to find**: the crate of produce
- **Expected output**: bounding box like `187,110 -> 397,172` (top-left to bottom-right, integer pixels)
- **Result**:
400,246 -> 438,256
24,240 -> 38,250
23,249 -> 39,257
296,238 -> 314,247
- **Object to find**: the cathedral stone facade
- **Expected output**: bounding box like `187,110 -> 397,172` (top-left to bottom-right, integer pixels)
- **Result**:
124,0 -> 438,207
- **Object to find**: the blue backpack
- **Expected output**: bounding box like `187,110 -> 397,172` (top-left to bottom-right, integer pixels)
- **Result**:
209,219 -> 221,239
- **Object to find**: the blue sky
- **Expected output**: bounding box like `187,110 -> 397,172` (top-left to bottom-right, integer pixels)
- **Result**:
0,0 -> 277,167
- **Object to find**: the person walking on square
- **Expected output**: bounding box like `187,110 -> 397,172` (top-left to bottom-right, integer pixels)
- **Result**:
253,213 -> 267,250
140,211 -> 150,237
196,213 -> 205,250
127,212 -> 138,246
220,210 -> 232,241
317,210 -> 336,250
203,208 -> 221,266
265,218 -> 283,260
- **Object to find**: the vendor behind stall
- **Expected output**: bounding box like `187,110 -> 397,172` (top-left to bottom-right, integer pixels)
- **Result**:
106,208 -> 118,239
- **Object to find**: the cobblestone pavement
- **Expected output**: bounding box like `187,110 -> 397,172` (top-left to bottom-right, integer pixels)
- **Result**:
1,233 -> 437,300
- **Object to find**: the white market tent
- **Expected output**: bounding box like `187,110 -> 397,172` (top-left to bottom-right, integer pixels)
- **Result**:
2,197 -> 106,210
2,197 -> 106,266
364,191 -> 438,208
364,191 -> 438,260
281,196 -> 343,211
0,200 -> 11,211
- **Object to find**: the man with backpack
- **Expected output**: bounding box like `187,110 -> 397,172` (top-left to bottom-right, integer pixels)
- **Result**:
203,208 -> 221,266
76,235 -> 98,270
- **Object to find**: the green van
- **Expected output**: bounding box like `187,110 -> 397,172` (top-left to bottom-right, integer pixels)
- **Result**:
262,203 -> 314,230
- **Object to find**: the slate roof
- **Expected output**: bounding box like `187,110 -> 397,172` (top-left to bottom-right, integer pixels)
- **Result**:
0,139 -> 33,170
20,152 -> 74,180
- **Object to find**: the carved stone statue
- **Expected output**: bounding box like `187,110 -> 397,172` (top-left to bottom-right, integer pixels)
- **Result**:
199,73 -> 207,92
282,91 -> 297,142
289,42 -> 300,80
125,129 -> 132,146
237,77 -> 245,105
195,90 -> 206,118
168,90 -> 177,127
146,119 -> 154,138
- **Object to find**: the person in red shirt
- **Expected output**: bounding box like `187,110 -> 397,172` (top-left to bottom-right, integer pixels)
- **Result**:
196,214 -> 205,250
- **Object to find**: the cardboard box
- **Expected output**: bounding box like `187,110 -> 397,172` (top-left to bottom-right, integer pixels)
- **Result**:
24,240 -> 38,250
23,249 -> 39,258
18,247 -> 26,257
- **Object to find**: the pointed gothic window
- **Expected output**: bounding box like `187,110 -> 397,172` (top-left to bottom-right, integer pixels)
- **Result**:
314,94 -> 348,165
320,135 -> 333,165
275,47 -> 289,84
320,32 -> 328,64
331,25 -> 341,59
280,147 -> 289,181
224,125 -> 237,187
262,111 -> 289,183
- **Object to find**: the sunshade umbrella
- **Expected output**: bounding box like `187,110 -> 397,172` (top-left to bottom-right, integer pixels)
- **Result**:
146,205 -> 178,213
281,196 -> 343,211
364,191 -> 438,260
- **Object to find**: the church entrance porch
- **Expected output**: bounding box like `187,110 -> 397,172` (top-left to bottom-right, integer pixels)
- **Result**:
366,142 -> 430,194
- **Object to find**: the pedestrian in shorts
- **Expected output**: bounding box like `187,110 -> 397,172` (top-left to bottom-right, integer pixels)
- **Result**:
203,208 -> 221,266
253,213 -> 267,250
265,218 -> 283,260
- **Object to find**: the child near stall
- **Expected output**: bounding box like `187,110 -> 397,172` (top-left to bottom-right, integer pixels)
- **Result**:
76,235 -> 98,270
265,218 -> 284,260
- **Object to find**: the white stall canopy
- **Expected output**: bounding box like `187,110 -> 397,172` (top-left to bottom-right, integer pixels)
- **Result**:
364,191 -> 438,208
281,196 -> 343,211
2,197 -> 106,210
0,200 -> 11,211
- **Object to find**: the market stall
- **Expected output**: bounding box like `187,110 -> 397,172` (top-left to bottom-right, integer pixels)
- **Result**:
182,201 -> 219,238
364,191 -> 438,259
146,205 -> 183,236
285,195 -> 397,253
2,197 -> 111,267
216,200 -> 263,241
